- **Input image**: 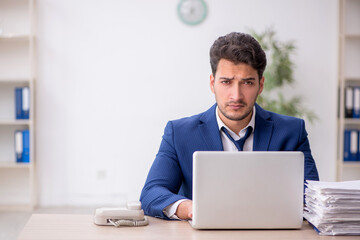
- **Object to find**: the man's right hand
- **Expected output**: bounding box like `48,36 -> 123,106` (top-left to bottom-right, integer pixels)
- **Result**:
175,200 -> 193,220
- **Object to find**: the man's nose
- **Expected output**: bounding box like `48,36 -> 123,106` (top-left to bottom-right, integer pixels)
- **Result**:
230,83 -> 243,101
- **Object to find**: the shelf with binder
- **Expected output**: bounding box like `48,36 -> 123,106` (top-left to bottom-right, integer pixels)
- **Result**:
337,0 -> 360,180
343,129 -> 360,161
0,83 -> 29,120
0,84 -> 31,163
0,0 -> 35,210
0,125 -> 29,161
0,93 -> 33,209
344,86 -> 360,118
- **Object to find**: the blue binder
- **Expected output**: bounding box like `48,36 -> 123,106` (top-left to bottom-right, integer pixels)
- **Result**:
15,88 -> 23,119
344,129 -> 358,161
22,130 -> 30,163
14,130 -> 23,162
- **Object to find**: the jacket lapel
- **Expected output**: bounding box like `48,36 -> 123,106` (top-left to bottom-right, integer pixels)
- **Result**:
198,104 -> 224,151
253,104 -> 273,151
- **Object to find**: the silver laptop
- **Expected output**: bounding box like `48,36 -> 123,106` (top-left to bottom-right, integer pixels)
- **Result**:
191,151 -> 304,229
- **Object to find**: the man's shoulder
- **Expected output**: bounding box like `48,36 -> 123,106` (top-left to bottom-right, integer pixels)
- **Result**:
269,111 -> 303,123
256,104 -> 304,126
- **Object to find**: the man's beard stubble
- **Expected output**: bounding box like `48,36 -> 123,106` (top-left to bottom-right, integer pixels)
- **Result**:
218,101 -> 254,122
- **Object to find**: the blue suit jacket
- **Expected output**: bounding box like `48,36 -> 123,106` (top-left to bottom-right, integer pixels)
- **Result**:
140,104 -> 319,219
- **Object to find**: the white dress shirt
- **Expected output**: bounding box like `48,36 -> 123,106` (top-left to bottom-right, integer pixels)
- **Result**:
163,106 -> 256,219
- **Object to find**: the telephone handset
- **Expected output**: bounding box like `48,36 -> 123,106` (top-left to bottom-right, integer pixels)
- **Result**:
94,201 -> 149,227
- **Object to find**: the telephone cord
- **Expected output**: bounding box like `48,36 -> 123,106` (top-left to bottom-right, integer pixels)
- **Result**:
109,217 -> 149,227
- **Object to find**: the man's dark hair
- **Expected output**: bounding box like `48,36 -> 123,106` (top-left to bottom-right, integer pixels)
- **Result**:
210,32 -> 267,79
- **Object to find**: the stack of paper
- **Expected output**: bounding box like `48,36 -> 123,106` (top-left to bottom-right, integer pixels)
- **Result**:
304,180 -> 360,235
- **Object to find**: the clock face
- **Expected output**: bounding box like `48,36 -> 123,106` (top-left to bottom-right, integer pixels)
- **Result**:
177,0 -> 207,26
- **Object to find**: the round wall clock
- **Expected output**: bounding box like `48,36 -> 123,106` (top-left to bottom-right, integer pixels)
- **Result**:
177,0 -> 207,26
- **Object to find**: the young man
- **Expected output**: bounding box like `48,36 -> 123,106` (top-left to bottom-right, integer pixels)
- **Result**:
140,32 -> 319,220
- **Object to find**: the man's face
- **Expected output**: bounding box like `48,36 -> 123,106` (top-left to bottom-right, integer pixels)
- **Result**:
210,59 -> 264,123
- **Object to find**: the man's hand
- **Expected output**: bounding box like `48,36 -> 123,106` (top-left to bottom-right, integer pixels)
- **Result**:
175,200 -> 193,220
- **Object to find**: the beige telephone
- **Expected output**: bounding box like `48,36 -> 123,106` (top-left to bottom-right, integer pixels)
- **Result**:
94,201 -> 149,227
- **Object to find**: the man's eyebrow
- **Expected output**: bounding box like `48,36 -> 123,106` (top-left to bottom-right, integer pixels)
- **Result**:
241,77 -> 256,81
218,77 -> 256,81
219,76 -> 235,80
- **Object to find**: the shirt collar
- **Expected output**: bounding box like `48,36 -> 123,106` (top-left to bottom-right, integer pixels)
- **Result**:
216,105 -> 256,137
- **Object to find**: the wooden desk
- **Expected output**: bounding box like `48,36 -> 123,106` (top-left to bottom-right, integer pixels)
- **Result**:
17,214 -> 355,240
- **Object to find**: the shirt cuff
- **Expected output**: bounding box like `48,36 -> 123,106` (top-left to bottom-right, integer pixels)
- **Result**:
163,199 -> 188,220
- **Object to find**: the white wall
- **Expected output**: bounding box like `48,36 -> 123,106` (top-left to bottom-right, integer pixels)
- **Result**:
36,0 -> 338,206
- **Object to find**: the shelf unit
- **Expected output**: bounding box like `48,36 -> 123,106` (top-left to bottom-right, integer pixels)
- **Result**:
337,0 -> 360,181
0,0 -> 35,210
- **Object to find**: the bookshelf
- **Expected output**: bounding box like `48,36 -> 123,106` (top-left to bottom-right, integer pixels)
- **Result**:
0,0 -> 35,210
337,0 -> 360,181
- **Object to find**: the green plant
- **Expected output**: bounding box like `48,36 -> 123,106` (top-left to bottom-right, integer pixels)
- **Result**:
250,28 -> 317,123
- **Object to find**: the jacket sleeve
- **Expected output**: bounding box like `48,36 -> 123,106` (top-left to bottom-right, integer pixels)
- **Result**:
296,119 -> 319,182
139,121 -> 188,219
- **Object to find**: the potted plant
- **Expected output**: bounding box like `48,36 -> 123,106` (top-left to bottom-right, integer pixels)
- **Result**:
251,28 -> 317,123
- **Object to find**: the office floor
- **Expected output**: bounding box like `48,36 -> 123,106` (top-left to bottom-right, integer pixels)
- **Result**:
0,207 -> 95,240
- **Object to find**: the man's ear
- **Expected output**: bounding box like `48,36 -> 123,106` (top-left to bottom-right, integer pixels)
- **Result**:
258,76 -> 265,95
210,74 -> 215,93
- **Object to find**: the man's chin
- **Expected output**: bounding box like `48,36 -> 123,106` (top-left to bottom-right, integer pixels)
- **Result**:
222,107 -> 254,121
223,112 -> 248,121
